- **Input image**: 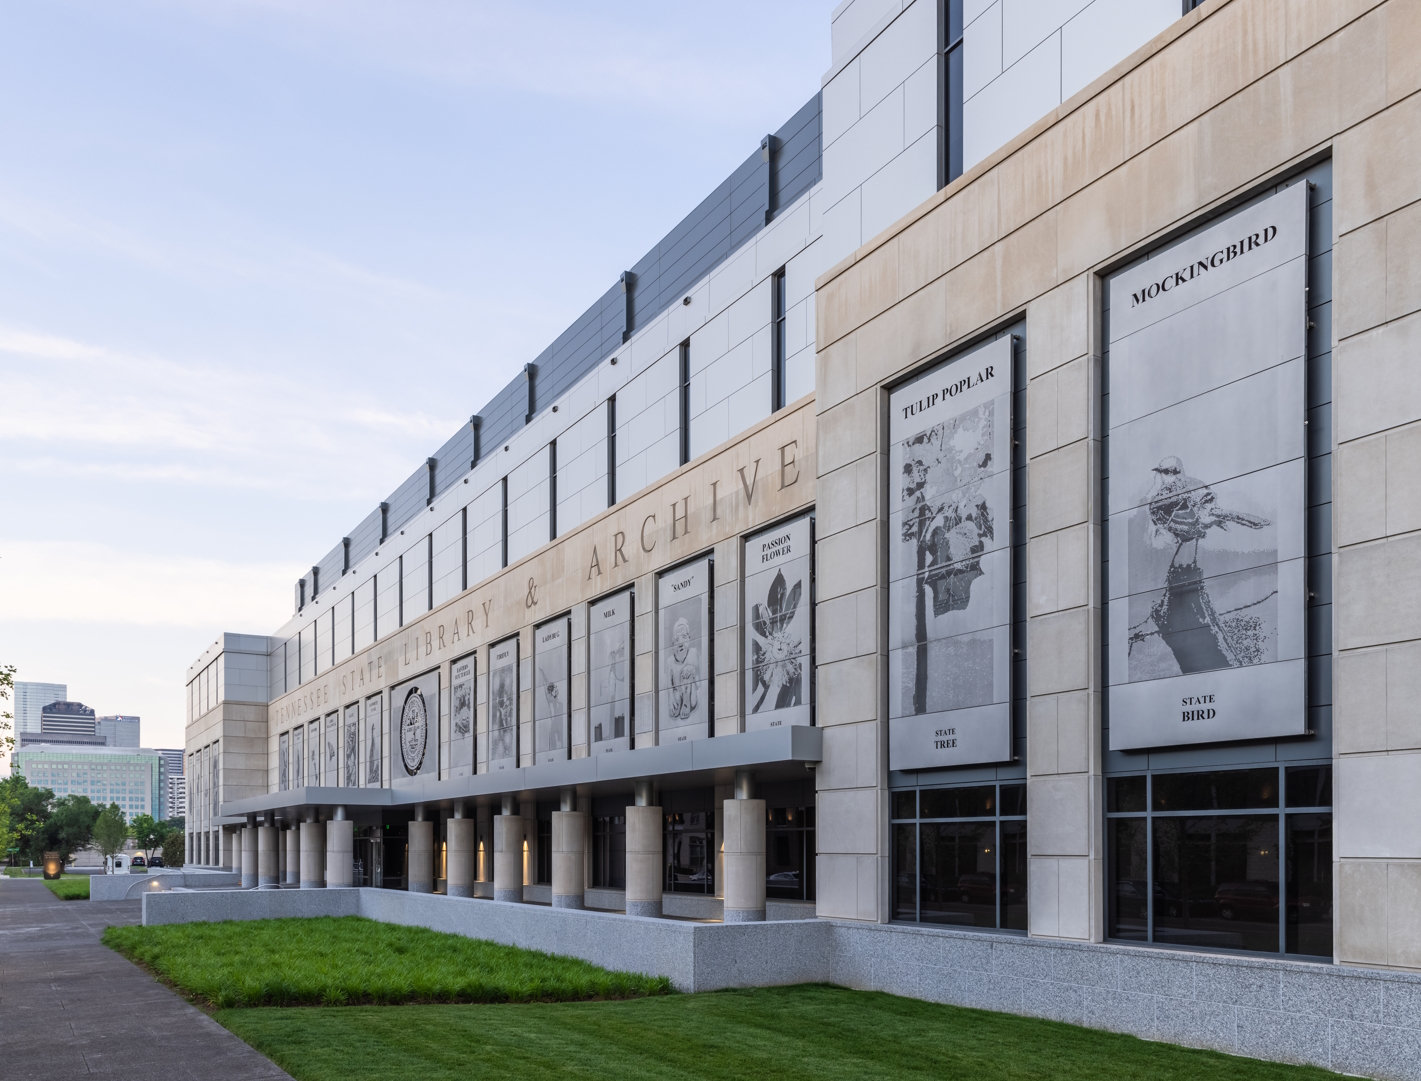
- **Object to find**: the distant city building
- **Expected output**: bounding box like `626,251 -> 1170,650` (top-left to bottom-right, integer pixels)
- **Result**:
13,682 -> 66,734
13,745 -> 166,820
97,715 -> 141,747
40,701 -> 97,737
167,773 -> 186,819
158,749 -> 185,820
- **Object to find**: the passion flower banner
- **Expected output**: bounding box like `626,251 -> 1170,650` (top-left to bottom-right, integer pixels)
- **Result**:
743,513 -> 813,732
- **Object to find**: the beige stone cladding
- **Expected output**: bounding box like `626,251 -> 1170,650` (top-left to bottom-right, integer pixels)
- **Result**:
814,0 -> 1421,968
260,397 -> 816,784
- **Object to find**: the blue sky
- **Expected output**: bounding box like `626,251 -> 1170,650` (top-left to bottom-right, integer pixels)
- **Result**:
0,0 -> 831,754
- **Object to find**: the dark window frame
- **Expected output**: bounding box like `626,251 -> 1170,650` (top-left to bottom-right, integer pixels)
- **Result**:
678,340 -> 691,466
939,0 -> 964,188
606,395 -> 618,507
890,781 -> 1027,932
771,267 -> 787,412
1105,763 -> 1333,959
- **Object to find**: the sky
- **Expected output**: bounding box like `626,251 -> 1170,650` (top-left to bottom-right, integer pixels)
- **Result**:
0,0 -> 832,756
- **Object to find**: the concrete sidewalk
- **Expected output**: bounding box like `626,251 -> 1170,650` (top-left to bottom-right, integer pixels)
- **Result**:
0,876 -> 291,1080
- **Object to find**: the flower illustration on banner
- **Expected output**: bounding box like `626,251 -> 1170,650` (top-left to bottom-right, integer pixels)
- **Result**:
540,668 -> 561,718
750,568 -> 803,713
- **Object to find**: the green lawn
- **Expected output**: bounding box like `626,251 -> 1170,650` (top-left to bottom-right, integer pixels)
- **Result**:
216,985 -> 1346,1081
42,874 -> 89,900
105,917 -> 1344,1081
3,867 -> 89,898
102,916 -> 671,1007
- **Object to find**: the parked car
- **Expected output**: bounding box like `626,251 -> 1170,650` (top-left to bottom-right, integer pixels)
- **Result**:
1215,880 -> 1277,921
148,856 -> 165,868
130,855 -> 147,868
956,873 -> 996,905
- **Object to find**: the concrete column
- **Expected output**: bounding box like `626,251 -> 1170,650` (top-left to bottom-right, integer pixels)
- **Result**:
222,828 -> 235,871
625,780 -> 662,918
552,788 -> 585,909
327,807 -> 353,888
300,818 -> 326,888
257,823 -> 279,887
493,807 -> 525,903
240,820 -> 257,888
282,828 -> 298,885
723,797 -> 766,922
408,806 -> 434,894
448,803 -> 475,898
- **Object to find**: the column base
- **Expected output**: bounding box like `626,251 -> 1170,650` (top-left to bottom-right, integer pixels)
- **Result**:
724,907 -> 765,923
552,893 -> 584,910
258,876 -> 279,887
240,875 -> 257,888
299,880 -> 325,889
626,899 -> 662,919
447,884 -> 473,898
409,881 -> 433,895
494,888 -> 523,904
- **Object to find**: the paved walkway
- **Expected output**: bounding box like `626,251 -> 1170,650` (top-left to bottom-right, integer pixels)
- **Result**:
0,876 -> 291,1080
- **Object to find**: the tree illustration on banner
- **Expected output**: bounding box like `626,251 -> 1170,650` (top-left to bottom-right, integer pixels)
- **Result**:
899,401 -> 995,714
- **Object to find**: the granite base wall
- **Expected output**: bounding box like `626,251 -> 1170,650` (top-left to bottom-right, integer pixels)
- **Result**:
137,888 -> 1421,1079
826,923 -> 1421,1081
91,869 -> 242,901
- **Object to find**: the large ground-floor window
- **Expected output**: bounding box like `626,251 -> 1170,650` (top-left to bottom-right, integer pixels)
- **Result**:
1106,764 -> 1332,958
891,782 -> 1027,930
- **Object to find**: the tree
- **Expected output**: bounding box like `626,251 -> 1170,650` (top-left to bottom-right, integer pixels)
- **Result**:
92,804 -> 128,871
1,775 -> 55,864
129,813 -> 162,857
0,665 -> 14,862
0,663 -> 15,756
160,828 -> 185,868
42,795 -> 100,866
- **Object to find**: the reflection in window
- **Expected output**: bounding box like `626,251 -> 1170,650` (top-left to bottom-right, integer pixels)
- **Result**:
1106,765 -> 1332,958
891,782 -> 1026,930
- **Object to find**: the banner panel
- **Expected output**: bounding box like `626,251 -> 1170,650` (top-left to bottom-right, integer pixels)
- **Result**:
292,726 -> 304,788
534,616 -> 571,764
658,556 -> 713,744
744,514 -> 813,731
887,335 -> 1014,770
450,653 -> 476,778
342,703 -> 359,787
278,731 -> 290,791
364,694 -> 382,787
390,669 -> 439,785
324,712 -> 338,788
306,720 -> 319,788
489,636 -> 520,772
1106,182 -> 1309,750
589,588 -> 634,755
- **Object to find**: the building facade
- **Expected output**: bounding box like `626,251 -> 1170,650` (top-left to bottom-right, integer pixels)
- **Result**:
187,0 -> 1421,1066
13,681 -> 65,734
98,716 -> 141,748
14,745 -> 166,820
